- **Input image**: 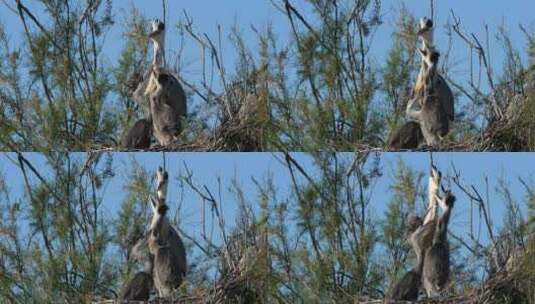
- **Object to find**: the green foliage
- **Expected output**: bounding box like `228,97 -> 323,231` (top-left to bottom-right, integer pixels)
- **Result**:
0,153 -> 115,302
1,153 -> 535,302
0,0 -> 116,150
113,6 -> 151,139
1,1 -> 535,151
114,160 -> 152,280
381,158 -> 424,291
381,5 -> 419,132
285,0 -> 383,149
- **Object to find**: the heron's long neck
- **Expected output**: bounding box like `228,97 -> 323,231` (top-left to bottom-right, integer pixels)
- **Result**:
152,39 -> 165,67
410,227 -> 425,274
424,176 -> 439,225
415,61 -> 428,98
415,247 -> 425,274
416,31 -> 434,96
150,210 -> 168,232
422,33 -> 434,50
150,212 -> 160,231
426,69 -> 438,93
434,205 -> 452,244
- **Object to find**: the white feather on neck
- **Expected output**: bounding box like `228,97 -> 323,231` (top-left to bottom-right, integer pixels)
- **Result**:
150,209 -> 162,231
150,169 -> 169,232
152,36 -> 165,67
145,36 -> 167,97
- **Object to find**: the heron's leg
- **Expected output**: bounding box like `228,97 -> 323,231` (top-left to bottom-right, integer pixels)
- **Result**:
149,195 -> 159,214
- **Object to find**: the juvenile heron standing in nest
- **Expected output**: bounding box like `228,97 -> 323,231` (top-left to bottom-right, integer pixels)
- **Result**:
121,118 -> 153,150
389,166 -> 442,300
422,190 -> 456,297
127,20 -> 188,148
386,121 -> 424,150
407,47 -> 450,147
145,19 -> 188,147
389,214 -> 426,301
148,167 -> 187,297
415,17 -> 454,123
119,235 -> 154,301
387,17 -> 454,150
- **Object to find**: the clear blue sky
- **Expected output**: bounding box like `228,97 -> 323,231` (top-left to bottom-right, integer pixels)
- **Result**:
1,153 -> 533,252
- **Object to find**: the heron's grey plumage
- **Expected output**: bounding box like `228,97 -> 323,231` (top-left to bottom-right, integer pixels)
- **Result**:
121,118 -> 152,149
391,216 -> 438,301
390,268 -> 421,301
151,227 -> 187,297
422,192 -> 455,297
418,93 -> 450,146
436,75 -> 455,122
130,235 -> 153,271
390,167 -> 442,300
389,216 -> 429,301
405,18 -> 454,148
139,19 -> 188,147
387,121 -> 424,150
148,168 -> 187,297
119,234 -> 154,301
393,20 -> 453,150
149,71 -> 187,146
129,69 -> 152,118
417,17 -> 455,122
119,271 -> 153,302
407,48 -> 450,146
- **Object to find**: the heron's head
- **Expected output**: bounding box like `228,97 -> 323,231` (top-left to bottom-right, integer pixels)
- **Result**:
418,17 -> 433,33
157,204 -> 169,215
149,19 -> 166,45
417,17 -> 434,44
430,164 -> 442,181
443,191 -> 456,209
157,166 -> 168,181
